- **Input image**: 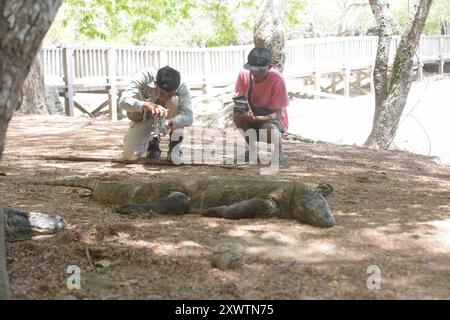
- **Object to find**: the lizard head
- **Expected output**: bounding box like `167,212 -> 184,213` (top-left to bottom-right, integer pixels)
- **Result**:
293,185 -> 336,228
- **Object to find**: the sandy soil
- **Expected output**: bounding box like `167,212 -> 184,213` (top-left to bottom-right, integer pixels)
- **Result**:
1,114 -> 449,300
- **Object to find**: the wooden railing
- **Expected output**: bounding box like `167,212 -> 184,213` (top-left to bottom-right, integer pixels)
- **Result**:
42,36 -> 450,119
43,35 -> 450,88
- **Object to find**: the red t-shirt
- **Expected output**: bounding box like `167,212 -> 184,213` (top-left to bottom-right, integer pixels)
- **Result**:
235,69 -> 289,131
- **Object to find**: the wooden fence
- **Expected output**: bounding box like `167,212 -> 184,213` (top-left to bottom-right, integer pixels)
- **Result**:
43,36 -> 450,119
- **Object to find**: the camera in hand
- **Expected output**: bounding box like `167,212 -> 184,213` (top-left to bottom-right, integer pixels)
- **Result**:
232,94 -> 249,115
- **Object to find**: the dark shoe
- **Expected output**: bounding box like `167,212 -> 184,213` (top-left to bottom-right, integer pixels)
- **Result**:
146,136 -> 161,160
167,135 -> 183,163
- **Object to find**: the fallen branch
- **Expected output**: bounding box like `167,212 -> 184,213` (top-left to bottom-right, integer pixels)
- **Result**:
41,155 -> 246,170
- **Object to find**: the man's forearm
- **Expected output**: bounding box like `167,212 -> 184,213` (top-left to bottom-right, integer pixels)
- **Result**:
119,96 -> 145,112
254,111 -> 280,122
171,109 -> 193,128
120,98 -> 163,114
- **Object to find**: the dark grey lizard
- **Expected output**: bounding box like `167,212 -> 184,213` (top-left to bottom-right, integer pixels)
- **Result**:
41,179 -> 336,228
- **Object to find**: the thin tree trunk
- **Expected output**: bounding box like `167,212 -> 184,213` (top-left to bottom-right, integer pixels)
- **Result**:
0,0 -> 62,300
441,21 -> 449,35
364,0 -> 433,149
254,0 -> 286,72
17,51 -> 49,114
368,0 -> 393,125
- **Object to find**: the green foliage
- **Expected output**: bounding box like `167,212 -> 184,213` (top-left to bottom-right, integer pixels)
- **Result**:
201,1 -> 238,47
51,0 -> 310,46
392,6 -> 409,35
424,0 -> 450,34
391,0 -> 450,35
285,0 -> 307,26
47,0 -> 448,47
59,0 -> 196,44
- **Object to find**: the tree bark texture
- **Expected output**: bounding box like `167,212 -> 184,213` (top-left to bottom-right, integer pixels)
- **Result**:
254,0 -> 286,73
368,0 -> 393,120
441,21 -> 450,35
16,51 -> 50,114
0,0 -> 62,300
364,0 -> 433,149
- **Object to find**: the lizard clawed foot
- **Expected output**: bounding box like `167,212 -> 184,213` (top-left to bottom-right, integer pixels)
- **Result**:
200,206 -> 227,218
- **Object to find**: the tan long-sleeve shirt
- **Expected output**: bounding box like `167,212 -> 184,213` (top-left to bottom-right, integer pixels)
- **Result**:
119,67 -> 193,128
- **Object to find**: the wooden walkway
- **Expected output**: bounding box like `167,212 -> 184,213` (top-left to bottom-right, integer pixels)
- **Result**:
43,36 -> 450,120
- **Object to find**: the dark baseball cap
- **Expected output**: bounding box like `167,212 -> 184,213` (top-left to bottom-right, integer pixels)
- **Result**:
156,66 -> 180,92
244,47 -> 272,71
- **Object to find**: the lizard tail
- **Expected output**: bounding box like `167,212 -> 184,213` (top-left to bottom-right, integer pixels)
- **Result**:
38,178 -> 98,190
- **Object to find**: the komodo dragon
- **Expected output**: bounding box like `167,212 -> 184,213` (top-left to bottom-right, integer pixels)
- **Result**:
40,179 -> 336,228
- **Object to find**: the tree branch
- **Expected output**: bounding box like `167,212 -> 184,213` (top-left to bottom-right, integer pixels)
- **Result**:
369,0 -> 393,122
391,0 -> 433,88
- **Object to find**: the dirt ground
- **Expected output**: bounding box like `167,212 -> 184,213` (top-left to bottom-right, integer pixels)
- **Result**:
1,114 -> 449,300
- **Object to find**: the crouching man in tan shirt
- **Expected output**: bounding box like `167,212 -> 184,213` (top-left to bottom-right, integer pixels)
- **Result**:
119,66 -> 193,162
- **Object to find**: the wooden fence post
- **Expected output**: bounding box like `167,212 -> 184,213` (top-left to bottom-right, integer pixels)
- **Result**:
417,60 -> 424,81
312,39 -> 320,99
343,68 -> 350,98
108,47 -> 118,121
62,47 -> 75,116
343,38 -> 351,98
202,50 -> 211,94
313,71 -> 321,100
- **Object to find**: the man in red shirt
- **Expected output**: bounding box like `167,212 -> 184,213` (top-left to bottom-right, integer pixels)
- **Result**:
234,47 -> 289,161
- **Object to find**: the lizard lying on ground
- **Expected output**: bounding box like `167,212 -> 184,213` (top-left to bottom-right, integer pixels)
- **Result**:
4,179 -> 335,241
43,178 -> 336,228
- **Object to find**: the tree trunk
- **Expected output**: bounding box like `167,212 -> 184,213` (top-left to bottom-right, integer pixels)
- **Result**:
0,0 -> 62,300
0,206 -> 8,300
367,0 -> 393,127
442,21 -> 450,35
254,0 -> 286,73
364,0 -> 433,149
16,51 -> 50,114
